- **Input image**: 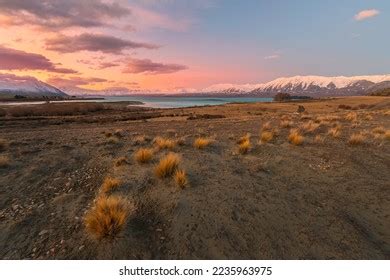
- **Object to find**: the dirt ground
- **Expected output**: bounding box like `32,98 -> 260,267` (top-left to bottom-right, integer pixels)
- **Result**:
0,96 -> 389,259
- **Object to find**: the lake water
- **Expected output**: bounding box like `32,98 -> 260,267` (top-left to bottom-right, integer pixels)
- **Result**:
0,96 -> 273,108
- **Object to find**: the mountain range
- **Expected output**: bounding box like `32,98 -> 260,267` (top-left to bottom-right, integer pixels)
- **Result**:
1,73 -> 390,98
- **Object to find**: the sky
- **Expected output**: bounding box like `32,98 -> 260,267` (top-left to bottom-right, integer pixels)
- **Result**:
0,0 -> 389,94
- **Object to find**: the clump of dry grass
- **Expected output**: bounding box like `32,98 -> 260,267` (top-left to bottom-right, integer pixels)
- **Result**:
101,177 -> 121,194
154,137 -> 176,150
259,131 -> 274,144
314,135 -> 325,144
114,129 -> 125,138
300,121 -> 320,134
237,133 -> 250,145
328,125 -> 342,138
194,137 -> 212,149
0,155 -> 10,168
134,148 -> 153,164
363,114 -> 373,121
288,129 -> 304,146
174,169 -> 188,189
345,112 -> 358,122
84,196 -> 131,240
384,130 -> 390,141
348,133 -> 366,145
155,153 -> 181,178
262,121 -> 272,131
0,138 -> 8,152
280,120 -> 293,128
372,126 -> 386,135
115,157 -> 128,167
106,136 -> 119,144
238,136 -> 251,154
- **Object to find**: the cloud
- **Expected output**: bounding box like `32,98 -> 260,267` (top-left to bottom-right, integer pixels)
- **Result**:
264,54 -> 281,60
45,33 -> 159,54
354,9 -> 380,21
0,0 -> 131,29
123,58 -> 188,74
0,46 -> 77,73
97,62 -> 121,69
0,72 -> 40,82
47,76 -> 108,88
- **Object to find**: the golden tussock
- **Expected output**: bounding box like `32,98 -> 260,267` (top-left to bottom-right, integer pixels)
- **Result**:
280,120 -> 293,128
0,155 -> 10,168
259,131 -> 274,144
288,129 -> 304,146
262,121 -> 272,131
193,137 -> 212,149
84,196 -> 131,240
154,137 -> 176,150
101,177 -> 121,194
314,135 -> 325,144
328,126 -> 342,138
345,112 -> 358,122
238,138 -> 251,154
348,133 -> 366,145
134,148 -> 154,164
115,157 -> 128,167
155,153 -> 181,178
237,133 -> 250,145
384,130 -> 390,141
300,121 -> 320,133
174,169 -> 188,189
372,126 -> 386,135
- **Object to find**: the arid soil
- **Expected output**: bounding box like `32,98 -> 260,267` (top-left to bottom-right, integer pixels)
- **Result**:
0,96 -> 389,259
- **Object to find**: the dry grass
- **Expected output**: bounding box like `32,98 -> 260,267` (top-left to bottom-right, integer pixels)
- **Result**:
0,155 -> 10,168
155,153 -> 181,178
133,135 -> 150,145
106,136 -> 119,144
238,138 -> 251,154
363,114 -> 373,121
7,103 -> 105,117
300,121 -> 320,133
288,129 -> 304,146
174,169 -> 188,189
237,133 -> 250,145
84,196 -> 131,240
328,126 -> 342,138
262,121 -> 272,131
345,112 -> 358,122
101,177 -> 121,194
104,132 -> 113,138
348,133 -> 366,145
114,129 -> 125,138
0,138 -> 8,152
372,126 -> 386,135
193,137 -> 212,149
115,157 -> 128,167
314,135 -> 325,144
385,131 -> 390,141
259,131 -> 274,144
280,120 -> 293,128
154,137 -> 176,150
134,148 -> 153,164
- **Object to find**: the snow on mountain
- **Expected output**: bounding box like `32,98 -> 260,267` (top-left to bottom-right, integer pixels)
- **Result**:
0,73 -> 67,97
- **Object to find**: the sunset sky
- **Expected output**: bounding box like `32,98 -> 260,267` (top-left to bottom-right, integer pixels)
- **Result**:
0,0 -> 389,94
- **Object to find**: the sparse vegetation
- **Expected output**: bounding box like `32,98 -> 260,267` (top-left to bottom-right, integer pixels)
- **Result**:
106,136 -> 119,144
288,129 -> 304,145
134,148 -> 153,164
84,196 -> 130,240
262,121 -> 272,131
174,169 -> 188,189
0,155 -> 10,168
345,112 -> 358,122
115,157 -> 128,167
372,126 -> 386,135
259,131 -> 274,144
0,138 -> 8,152
314,135 -> 325,144
300,121 -> 320,133
6,103 -> 105,117
155,153 -> 181,178
237,133 -> 250,145
154,137 -> 176,150
328,126 -> 341,138
385,131 -> 390,141
194,137 -> 212,149
280,120 -> 293,128
238,136 -> 251,154
101,177 -> 121,194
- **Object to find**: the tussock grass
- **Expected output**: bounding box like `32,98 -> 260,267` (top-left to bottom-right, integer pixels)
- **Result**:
115,157 -> 128,167
259,131 -> 274,144
288,129 -> 304,146
193,137 -> 212,149
0,155 -> 10,168
154,137 -> 176,150
328,125 -> 342,138
300,121 -> 320,133
345,112 -> 358,122
0,138 -> 8,152
348,133 -> 366,145
385,130 -> 390,141
134,148 -> 153,164
101,177 -> 121,194
363,114 -> 373,121
314,135 -> 325,144
155,153 -> 181,178
372,126 -> 386,135
133,135 -> 150,145
114,129 -> 125,138
238,137 -> 251,154
174,169 -> 188,189
280,120 -> 293,128
106,136 -> 119,144
84,196 -> 131,240
237,133 -> 250,145
262,121 -> 272,131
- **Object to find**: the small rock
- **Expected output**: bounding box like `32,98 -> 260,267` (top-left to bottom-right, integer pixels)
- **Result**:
78,245 -> 85,250
39,230 -> 49,236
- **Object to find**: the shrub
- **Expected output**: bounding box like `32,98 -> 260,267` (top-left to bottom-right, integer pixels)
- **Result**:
115,157 -> 128,167
154,137 -> 176,150
348,133 -> 366,145
101,177 -> 121,194
259,131 -> 273,144
193,137 -> 212,149
134,148 -> 153,164
288,129 -> 304,146
155,153 -> 181,178
238,139 -> 251,154
84,196 -> 130,240
0,155 -> 10,168
174,169 -> 188,189
384,131 -> 390,141
237,133 -> 250,145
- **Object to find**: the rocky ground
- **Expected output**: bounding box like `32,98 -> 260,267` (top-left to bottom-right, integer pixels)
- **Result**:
0,96 -> 389,259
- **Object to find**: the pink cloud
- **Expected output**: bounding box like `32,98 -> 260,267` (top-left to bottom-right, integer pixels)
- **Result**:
123,58 -> 188,74
354,9 -> 380,21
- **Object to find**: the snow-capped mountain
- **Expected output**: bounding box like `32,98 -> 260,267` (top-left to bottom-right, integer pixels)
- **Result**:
0,73 -> 67,98
200,75 -> 390,97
